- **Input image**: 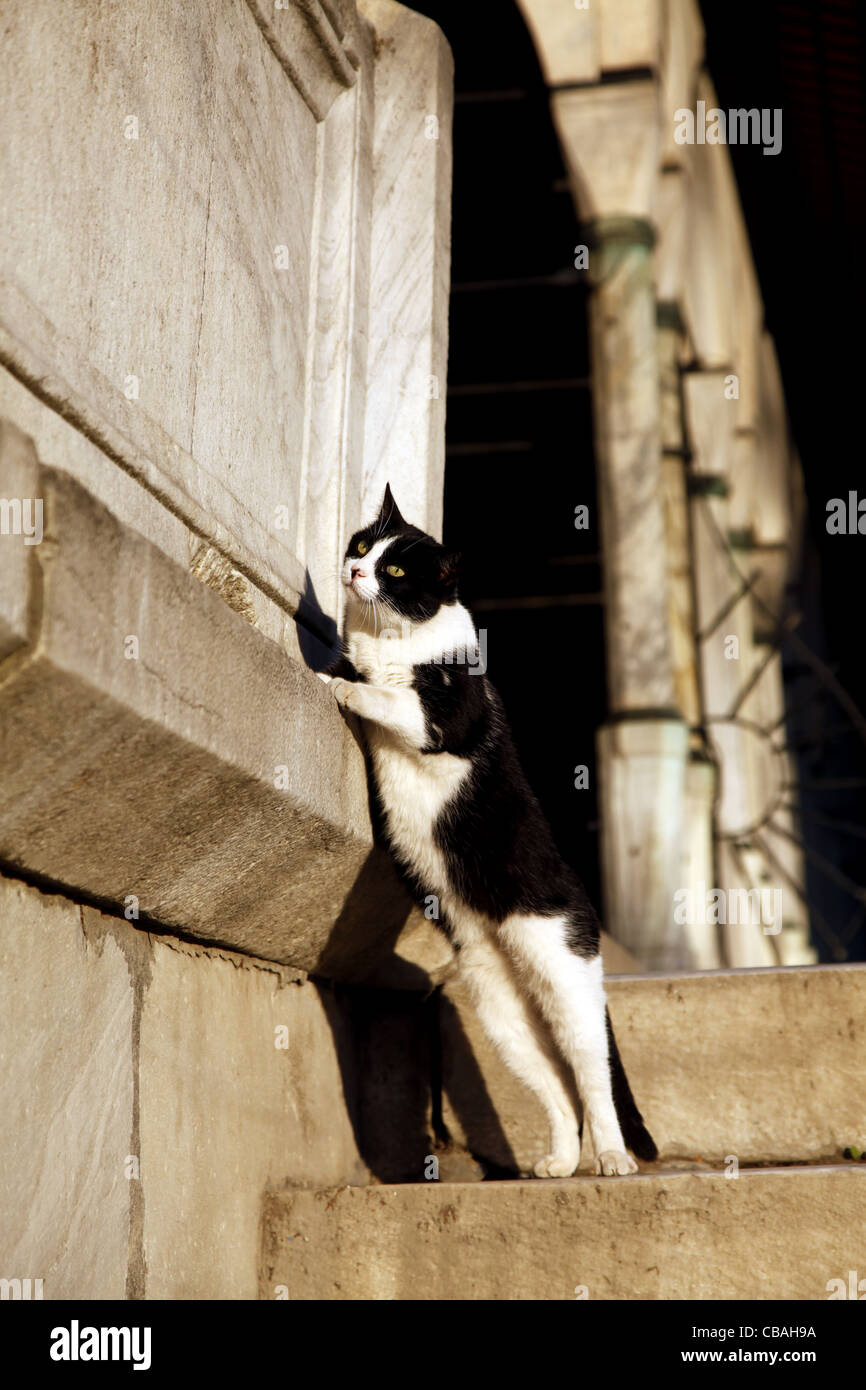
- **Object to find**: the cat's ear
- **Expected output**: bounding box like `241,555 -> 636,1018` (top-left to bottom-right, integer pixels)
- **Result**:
377,482 -> 405,530
437,549 -> 461,594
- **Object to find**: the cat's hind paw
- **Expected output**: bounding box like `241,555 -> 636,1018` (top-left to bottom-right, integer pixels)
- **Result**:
533,1152 -> 579,1179
594,1149 -> 638,1177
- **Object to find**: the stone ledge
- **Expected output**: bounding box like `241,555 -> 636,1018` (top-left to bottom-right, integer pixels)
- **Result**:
261,1165 -> 866,1300
0,420 -> 450,986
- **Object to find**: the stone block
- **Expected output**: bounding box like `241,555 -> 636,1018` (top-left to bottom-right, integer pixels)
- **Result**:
135,933 -> 368,1299
0,874 -> 390,1299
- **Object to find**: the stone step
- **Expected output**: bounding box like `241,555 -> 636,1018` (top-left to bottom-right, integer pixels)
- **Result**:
261,1165 -> 866,1300
440,963 -> 866,1171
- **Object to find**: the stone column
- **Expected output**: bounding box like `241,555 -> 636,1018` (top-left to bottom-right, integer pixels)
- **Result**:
553,84 -> 690,969
659,311 -> 721,969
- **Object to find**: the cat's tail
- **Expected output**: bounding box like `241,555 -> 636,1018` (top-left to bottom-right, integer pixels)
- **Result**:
606,1007 -> 659,1162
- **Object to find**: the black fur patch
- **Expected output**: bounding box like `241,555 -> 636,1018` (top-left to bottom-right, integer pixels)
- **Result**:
408,664 -> 601,957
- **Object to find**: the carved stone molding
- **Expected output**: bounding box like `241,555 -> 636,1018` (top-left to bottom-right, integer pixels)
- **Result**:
246,0 -> 361,122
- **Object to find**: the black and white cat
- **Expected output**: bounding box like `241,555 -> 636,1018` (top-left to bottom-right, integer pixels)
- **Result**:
319,485 -> 657,1177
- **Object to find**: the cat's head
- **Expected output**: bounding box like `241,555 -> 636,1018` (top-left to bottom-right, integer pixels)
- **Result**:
341,484 -> 460,625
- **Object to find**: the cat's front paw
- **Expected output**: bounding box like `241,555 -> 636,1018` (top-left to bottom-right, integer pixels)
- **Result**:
329,677 -> 355,709
594,1149 -> 638,1177
533,1151 -> 579,1179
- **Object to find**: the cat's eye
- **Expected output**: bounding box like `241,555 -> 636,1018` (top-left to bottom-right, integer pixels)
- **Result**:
386,564 -> 405,578
356,539 -> 369,555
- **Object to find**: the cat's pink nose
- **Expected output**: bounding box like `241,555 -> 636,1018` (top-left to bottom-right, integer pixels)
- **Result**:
351,565 -> 365,579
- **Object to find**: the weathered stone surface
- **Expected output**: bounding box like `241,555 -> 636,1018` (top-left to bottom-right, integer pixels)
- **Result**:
659,0 -> 705,165
261,1165 -> 866,1300
441,964 -> 866,1172
0,1 -> 313,611
6,870 -> 859,1300
136,934 -> 368,1300
679,74 -> 753,372
554,81 -> 660,223
0,432 -> 449,986
597,0 -> 661,74
0,874 -> 376,1299
518,0 -> 664,89
0,0 -> 451,638
248,0 -> 361,122
610,965 -> 862,1162
0,878 -> 134,1299
517,0 -> 600,87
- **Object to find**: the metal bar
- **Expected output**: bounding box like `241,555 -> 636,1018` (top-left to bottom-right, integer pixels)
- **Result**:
779,802 -> 866,842
726,611 -> 802,719
754,832 -> 847,960
764,820 -> 866,904
695,494 -> 866,746
696,571 -> 759,643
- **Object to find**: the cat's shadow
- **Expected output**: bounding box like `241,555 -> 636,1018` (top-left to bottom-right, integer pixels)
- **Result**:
295,569 -> 518,1181
295,568 -> 340,672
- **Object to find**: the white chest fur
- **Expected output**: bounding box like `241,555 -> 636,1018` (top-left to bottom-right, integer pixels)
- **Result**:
367,727 -> 470,899
344,603 -> 477,897
345,601 -> 478,686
